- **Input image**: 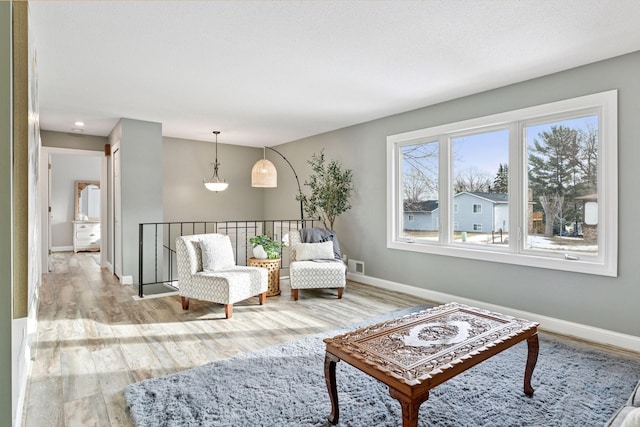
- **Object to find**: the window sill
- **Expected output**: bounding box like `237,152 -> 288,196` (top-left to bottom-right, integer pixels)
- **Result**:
388,239 -> 616,277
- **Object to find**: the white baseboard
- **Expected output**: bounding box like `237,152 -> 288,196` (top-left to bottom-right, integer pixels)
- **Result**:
13,280 -> 42,427
347,272 -> 640,353
51,246 -> 73,252
12,317 -> 29,427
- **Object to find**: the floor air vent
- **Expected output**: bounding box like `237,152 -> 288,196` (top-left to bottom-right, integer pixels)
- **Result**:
348,259 -> 365,275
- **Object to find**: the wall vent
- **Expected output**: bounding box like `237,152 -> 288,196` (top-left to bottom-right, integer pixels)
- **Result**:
348,259 -> 365,275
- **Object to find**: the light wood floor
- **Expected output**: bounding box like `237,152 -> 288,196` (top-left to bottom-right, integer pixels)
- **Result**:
22,252 -> 432,426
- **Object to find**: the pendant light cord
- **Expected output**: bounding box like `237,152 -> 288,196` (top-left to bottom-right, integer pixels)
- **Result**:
214,130 -> 220,166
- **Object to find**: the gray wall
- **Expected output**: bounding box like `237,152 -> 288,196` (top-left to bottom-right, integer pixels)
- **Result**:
266,51 -> 640,337
50,153 -> 101,248
110,118 -> 163,284
0,2 -> 12,424
163,137 -> 265,221
41,129 -> 106,152
262,143 -> 331,222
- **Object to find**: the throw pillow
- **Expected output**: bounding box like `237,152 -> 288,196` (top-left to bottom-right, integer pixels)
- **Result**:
300,227 -> 342,260
621,408 -> 640,427
295,241 -> 335,261
199,234 -> 235,271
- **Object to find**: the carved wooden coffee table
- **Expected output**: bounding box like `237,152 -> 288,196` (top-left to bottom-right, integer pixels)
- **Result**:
323,302 -> 539,427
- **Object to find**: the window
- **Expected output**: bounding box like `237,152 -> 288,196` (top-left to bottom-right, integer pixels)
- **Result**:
400,140 -> 439,242
388,90 -> 617,276
408,214 -> 414,222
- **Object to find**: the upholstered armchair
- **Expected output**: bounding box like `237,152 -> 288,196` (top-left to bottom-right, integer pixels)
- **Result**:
176,233 -> 268,318
287,229 -> 346,301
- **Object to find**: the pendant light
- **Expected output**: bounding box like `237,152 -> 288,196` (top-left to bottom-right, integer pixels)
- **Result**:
250,146 -> 304,222
204,131 -> 229,192
251,147 -> 277,187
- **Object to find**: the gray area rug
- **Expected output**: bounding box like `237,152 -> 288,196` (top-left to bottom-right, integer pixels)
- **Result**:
125,306 -> 640,426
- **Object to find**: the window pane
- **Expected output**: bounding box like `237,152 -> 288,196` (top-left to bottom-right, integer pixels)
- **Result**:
401,141 -> 439,242
525,115 -> 598,256
451,129 -> 509,246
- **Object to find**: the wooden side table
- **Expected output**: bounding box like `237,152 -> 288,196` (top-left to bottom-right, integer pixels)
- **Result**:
248,258 -> 281,296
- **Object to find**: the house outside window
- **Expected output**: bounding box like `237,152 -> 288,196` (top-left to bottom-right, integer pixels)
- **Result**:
389,90 -> 617,276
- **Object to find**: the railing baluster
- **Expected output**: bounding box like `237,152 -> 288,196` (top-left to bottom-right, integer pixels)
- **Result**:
154,223 -> 158,284
138,224 -> 144,297
168,223 -> 173,285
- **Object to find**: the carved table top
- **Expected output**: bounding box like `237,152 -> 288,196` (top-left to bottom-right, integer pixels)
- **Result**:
324,302 -> 539,389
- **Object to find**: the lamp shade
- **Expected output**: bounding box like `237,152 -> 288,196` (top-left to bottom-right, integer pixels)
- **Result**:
204,181 -> 229,192
251,158 -> 277,187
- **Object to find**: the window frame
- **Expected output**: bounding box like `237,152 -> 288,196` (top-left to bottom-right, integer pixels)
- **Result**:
387,90 -> 617,277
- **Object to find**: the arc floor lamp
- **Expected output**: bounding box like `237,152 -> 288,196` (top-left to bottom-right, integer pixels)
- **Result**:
251,147 -> 304,222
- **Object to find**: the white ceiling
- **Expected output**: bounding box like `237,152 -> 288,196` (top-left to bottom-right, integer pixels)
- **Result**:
29,0 -> 640,147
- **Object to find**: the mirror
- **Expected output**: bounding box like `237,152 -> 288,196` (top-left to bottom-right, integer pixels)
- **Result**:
75,181 -> 100,221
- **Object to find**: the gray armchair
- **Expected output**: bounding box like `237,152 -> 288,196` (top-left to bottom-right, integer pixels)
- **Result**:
287,229 -> 346,301
176,233 -> 268,318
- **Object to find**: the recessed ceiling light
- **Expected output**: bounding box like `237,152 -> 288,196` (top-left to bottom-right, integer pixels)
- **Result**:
71,128 -> 84,133
74,121 -> 85,127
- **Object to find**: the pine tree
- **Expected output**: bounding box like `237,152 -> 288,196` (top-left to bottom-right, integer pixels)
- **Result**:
528,125 -> 579,236
528,125 -> 577,197
493,163 -> 509,193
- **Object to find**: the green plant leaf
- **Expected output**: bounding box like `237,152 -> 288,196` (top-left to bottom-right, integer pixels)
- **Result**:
296,150 -> 354,230
249,235 -> 284,259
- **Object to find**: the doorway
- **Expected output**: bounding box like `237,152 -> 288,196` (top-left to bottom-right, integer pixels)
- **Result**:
40,147 -> 106,272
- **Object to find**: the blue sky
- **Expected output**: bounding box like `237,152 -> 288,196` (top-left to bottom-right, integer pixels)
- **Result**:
453,129 -> 508,177
526,115 -> 598,148
453,115 -> 598,177
402,114 -> 598,191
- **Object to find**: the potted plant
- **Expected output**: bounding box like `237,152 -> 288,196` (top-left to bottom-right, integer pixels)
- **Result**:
249,235 -> 284,259
297,150 -> 354,230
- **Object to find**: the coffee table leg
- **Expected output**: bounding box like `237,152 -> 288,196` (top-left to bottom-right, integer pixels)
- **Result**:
524,333 -> 539,396
324,352 -> 341,425
389,387 -> 430,427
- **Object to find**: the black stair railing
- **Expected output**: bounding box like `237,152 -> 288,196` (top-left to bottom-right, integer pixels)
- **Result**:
137,219 -> 318,298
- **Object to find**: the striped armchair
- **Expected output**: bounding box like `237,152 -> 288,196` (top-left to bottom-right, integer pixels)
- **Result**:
176,234 -> 267,318
288,230 -> 346,301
